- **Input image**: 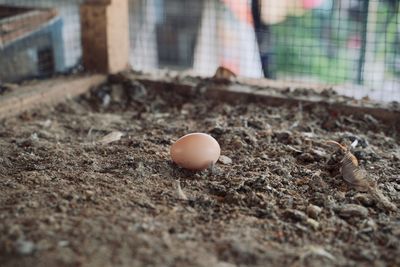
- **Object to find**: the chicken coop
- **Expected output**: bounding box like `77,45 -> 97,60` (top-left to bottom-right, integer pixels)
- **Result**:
0,0 -> 399,266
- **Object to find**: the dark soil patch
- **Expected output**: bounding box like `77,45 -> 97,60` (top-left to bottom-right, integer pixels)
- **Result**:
0,79 -> 399,267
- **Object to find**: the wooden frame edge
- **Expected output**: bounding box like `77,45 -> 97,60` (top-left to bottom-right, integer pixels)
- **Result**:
0,74 -> 107,120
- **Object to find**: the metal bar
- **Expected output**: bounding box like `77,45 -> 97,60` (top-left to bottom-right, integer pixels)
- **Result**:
357,0 -> 370,84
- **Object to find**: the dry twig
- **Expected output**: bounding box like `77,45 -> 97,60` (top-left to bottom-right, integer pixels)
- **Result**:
174,180 -> 188,200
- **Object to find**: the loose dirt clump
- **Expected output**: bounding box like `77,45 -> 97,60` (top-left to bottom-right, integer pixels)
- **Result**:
0,79 -> 399,267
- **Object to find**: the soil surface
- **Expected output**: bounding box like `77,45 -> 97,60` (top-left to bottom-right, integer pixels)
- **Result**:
0,79 -> 399,267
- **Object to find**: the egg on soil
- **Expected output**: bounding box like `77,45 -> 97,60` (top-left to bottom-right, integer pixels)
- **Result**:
170,133 -> 221,171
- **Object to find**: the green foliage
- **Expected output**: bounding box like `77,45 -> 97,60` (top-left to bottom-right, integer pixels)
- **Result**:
269,3 -> 399,83
270,11 -> 353,83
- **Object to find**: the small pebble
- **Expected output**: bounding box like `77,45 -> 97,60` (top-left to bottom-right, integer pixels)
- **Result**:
337,204 -> 369,219
284,209 -> 307,222
298,153 -> 314,163
58,240 -> 69,247
45,216 -> 56,224
85,190 -> 95,199
111,84 -> 125,102
210,126 -> 225,135
37,239 -> 52,250
274,131 -> 292,143
102,94 -> 111,106
15,239 -> 35,255
232,138 -> 245,149
27,200 -> 39,208
7,225 -> 22,239
30,133 -> 39,141
306,204 -> 322,219
306,218 -> 320,230
219,155 -> 232,165
354,193 -> 374,206
215,262 -> 236,267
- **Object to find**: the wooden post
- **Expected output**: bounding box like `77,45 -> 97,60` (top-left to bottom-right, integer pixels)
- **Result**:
80,0 -> 129,73
0,75 -> 107,119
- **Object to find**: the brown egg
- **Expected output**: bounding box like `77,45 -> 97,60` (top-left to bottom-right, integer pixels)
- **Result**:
170,133 -> 221,171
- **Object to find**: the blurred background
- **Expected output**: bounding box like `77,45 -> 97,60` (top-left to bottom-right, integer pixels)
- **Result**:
0,0 -> 399,101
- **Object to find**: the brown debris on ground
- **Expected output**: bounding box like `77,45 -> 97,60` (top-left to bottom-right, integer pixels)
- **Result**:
0,79 -> 399,267
327,140 -> 397,211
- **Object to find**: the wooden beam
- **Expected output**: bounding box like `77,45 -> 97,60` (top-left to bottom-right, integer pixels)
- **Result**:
112,72 -> 400,131
0,7 -> 58,48
0,75 -> 106,119
80,0 -> 129,74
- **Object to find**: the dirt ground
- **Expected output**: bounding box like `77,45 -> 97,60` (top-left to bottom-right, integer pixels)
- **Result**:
0,78 -> 399,267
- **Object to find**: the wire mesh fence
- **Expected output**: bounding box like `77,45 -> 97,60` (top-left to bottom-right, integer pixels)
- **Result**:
0,0 -> 399,102
0,0 -> 83,82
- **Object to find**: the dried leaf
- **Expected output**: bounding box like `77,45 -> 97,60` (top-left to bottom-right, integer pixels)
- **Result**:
98,131 -> 124,145
327,140 -> 397,211
39,119 -> 52,128
213,66 -> 237,81
341,151 -> 370,191
327,140 -> 369,191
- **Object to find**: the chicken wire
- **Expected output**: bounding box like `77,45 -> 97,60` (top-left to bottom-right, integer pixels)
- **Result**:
0,0 -> 83,81
0,0 -> 399,102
